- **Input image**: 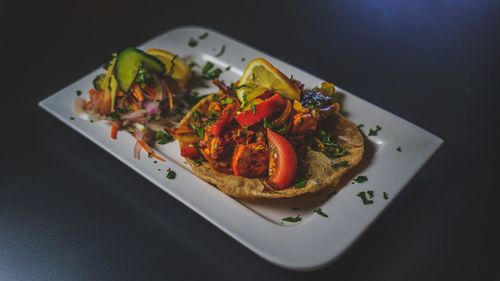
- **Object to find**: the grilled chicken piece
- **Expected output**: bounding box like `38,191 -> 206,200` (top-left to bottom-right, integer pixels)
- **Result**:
290,112 -> 318,135
232,142 -> 269,178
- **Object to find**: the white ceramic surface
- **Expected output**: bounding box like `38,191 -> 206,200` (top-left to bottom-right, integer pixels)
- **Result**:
39,26 -> 443,271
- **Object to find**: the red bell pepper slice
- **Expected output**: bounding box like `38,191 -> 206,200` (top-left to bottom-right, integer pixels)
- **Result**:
207,103 -> 238,136
235,93 -> 286,127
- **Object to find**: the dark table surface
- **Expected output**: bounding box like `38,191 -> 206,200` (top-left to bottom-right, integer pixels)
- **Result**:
1,0 -> 499,280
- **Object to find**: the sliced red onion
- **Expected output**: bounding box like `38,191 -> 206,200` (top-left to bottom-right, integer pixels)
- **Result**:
153,74 -> 165,101
144,100 -> 160,116
121,109 -> 147,120
133,141 -> 141,160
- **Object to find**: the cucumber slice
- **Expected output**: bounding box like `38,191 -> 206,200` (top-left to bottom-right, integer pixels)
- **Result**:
114,47 -> 165,93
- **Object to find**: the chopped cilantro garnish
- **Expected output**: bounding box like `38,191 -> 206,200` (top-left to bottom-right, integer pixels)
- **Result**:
225,66 -> 231,71
166,168 -> 176,179
357,124 -> 364,129
106,111 -> 121,121
317,129 -> 349,158
202,61 -> 214,73
383,192 -> 389,200
190,123 -> 205,138
357,191 -> 373,205
353,175 -> 368,184
201,61 -> 223,80
294,177 -> 308,188
263,118 -> 273,129
214,45 -> 226,57
368,125 -> 382,136
188,38 -> 198,47
193,157 -> 205,166
156,131 -> 174,145
278,126 -> 287,135
188,61 -> 199,69
332,160 -> 350,169
250,103 -> 256,115
76,90 -> 82,96
367,190 -> 374,198
313,208 -> 328,218
115,108 -> 130,113
282,215 -> 302,223
396,146 -> 402,152
198,32 -> 209,39
192,110 -> 202,122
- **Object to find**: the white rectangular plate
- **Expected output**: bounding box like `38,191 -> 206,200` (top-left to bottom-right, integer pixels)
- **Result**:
39,26 -> 443,271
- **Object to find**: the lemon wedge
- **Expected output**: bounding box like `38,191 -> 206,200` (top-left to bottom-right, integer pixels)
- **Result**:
146,49 -> 192,87
236,58 -> 300,101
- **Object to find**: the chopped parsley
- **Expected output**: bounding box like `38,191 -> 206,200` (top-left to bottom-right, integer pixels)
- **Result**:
192,110 -> 202,122
396,146 -> 402,152
278,126 -> 287,135
70,117 -> 75,120
190,123 -> 205,138
332,160 -> 350,169
156,131 -> 174,145
250,103 -> 256,115
294,177 -> 308,188
367,190 -> 374,198
225,66 -> 231,71
76,90 -> 82,96
262,118 -> 273,129
383,192 -> 389,200
352,175 -> 368,184
357,124 -> 364,129
313,208 -> 328,218
282,215 -> 302,223
317,129 -> 349,158
368,125 -> 382,136
201,61 -> 223,80
357,191 -> 374,205
241,57 -> 246,62
89,120 -> 94,123
106,111 -> 121,121
166,168 -> 176,179
291,207 -> 302,211
214,45 -> 226,57
188,38 -> 198,47
193,157 -> 205,166
188,61 -> 199,69
198,32 -> 209,39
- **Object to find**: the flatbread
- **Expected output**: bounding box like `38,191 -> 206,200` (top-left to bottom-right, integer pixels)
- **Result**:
180,93 -> 364,199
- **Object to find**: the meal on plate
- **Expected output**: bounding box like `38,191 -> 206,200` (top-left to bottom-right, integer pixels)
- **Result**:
74,47 -> 196,160
174,58 -> 364,198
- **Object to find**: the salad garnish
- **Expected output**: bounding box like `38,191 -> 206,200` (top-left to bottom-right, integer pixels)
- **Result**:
75,47 -> 196,161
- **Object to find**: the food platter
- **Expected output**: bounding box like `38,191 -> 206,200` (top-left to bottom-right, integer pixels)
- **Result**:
39,26 -> 443,270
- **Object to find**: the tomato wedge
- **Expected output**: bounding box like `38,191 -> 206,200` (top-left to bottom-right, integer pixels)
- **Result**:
267,128 -> 297,189
235,93 -> 285,127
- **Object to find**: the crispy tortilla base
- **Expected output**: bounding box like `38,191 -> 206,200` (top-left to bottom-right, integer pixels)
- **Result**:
180,93 -> 364,199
